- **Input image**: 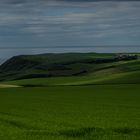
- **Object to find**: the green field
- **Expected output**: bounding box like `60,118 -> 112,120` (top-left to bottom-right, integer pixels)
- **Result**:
0,53 -> 140,87
0,53 -> 140,139
0,85 -> 140,140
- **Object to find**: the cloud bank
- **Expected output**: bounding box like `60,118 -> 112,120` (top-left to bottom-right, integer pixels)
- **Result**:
0,0 -> 140,48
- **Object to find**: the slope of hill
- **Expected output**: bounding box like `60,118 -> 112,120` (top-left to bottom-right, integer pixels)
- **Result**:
0,53 -> 116,81
0,53 -> 139,86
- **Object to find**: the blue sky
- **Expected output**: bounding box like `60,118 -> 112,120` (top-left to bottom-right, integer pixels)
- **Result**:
0,0 -> 140,48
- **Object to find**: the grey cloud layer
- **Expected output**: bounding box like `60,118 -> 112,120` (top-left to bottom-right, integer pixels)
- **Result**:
1,0 -> 140,6
0,0 -> 140,47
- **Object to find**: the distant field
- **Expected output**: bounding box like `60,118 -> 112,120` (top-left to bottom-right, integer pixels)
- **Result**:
3,69 -> 140,86
0,85 -> 140,140
0,53 -> 139,81
1,53 -> 140,86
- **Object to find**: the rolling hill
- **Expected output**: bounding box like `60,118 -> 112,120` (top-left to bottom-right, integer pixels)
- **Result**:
0,53 -> 115,81
0,53 -> 139,86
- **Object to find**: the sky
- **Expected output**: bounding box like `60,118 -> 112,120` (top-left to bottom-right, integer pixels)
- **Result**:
0,0 -> 140,49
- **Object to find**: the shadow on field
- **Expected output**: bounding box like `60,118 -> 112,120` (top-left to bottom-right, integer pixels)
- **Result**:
0,117 -> 39,130
113,127 -> 140,135
59,127 -> 140,138
0,117 -> 140,138
26,126 -> 140,138
59,127 -> 105,137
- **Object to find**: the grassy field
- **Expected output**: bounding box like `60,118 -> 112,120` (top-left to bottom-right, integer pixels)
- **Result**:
0,53 -> 139,81
0,53 -> 115,81
1,54 -> 140,86
3,70 -> 140,86
0,84 -> 140,140
0,53 -> 140,139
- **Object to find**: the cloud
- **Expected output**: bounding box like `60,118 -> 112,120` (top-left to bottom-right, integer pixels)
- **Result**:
1,0 -> 140,5
57,0 -> 140,1
0,0 -> 140,47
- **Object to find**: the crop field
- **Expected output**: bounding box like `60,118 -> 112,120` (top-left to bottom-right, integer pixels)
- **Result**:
0,53 -> 140,139
0,84 -> 140,140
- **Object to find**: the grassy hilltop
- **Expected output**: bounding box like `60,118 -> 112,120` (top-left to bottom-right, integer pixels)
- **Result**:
0,53 -> 115,81
0,53 -> 140,140
0,52 -> 139,86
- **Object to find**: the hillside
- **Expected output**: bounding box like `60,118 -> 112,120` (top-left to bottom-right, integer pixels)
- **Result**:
0,53 -> 115,81
0,53 -> 139,86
